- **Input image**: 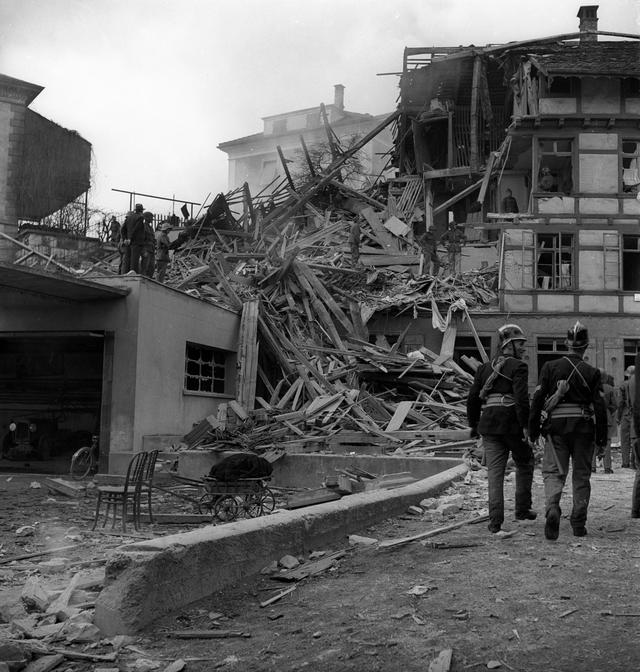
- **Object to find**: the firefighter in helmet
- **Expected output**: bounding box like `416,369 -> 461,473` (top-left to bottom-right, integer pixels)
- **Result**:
529,321 -> 607,540
467,323 -> 536,534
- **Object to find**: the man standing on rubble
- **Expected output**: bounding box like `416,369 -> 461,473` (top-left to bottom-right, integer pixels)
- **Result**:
141,211 -> 156,277
120,203 -> 145,273
155,221 -> 172,282
529,321 -> 607,540
417,229 -> 440,277
467,323 -> 536,534
440,221 -> 465,274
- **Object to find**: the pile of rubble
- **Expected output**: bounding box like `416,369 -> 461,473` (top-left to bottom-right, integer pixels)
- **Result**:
12,113 -> 498,456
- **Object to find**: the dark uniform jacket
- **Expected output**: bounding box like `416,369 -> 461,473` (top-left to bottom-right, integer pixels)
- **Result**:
122,212 -> 145,245
467,356 -> 529,437
529,353 -> 607,445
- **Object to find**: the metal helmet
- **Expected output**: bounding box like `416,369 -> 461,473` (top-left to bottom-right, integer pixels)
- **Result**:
497,323 -> 526,350
566,320 -> 589,348
625,365 -> 636,377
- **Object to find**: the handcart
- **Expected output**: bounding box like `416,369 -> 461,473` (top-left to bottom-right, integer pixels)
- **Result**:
199,476 -> 276,521
153,472 -> 275,522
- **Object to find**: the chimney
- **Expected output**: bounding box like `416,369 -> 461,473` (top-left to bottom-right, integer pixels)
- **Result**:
577,5 -> 598,43
334,84 -> 345,111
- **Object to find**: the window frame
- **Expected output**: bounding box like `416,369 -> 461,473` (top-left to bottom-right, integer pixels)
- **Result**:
183,341 -> 230,397
535,232 -> 574,290
535,137 -> 574,195
622,234 -> 640,291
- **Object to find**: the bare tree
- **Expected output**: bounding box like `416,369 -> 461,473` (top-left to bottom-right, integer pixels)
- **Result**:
290,133 -> 367,188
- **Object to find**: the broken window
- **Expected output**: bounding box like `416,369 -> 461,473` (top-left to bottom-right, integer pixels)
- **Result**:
184,342 -> 227,395
546,76 -> 579,97
622,235 -> 640,290
536,337 -> 568,375
623,338 -> 640,370
622,140 -> 640,194
536,139 -> 573,194
536,233 -> 573,290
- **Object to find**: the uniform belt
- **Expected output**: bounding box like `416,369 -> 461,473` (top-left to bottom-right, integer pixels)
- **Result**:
483,393 -> 515,407
549,403 -> 593,419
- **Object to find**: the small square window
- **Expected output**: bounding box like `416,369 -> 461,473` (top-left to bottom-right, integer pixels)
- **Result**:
184,342 -> 228,395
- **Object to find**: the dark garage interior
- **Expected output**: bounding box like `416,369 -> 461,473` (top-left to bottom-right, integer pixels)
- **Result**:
0,332 -> 104,473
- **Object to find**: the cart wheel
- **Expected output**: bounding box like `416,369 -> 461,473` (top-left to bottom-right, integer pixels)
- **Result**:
241,493 -> 263,518
197,493 -> 218,516
214,495 -> 239,522
261,488 -> 276,514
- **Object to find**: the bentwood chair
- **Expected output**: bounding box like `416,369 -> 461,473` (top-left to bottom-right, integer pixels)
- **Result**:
91,451 -> 156,532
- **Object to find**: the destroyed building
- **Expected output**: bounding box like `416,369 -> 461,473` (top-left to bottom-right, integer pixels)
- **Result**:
217,84 -> 394,196
1,5 -> 639,476
391,5 -> 640,386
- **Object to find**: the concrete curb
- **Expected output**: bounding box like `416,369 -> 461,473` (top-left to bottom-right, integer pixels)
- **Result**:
95,461 -> 468,635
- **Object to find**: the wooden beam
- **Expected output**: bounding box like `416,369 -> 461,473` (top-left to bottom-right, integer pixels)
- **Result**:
235,299 -> 260,411
277,146 -> 297,191
469,55 -> 482,173
299,135 -> 316,177
423,166 -> 472,180
263,111 -> 400,230
433,178 -> 483,215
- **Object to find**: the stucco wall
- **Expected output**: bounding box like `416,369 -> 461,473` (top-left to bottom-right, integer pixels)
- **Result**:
132,280 -> 240,464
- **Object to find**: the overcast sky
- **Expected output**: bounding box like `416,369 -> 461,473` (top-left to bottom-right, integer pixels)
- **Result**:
2,0 -> 639,218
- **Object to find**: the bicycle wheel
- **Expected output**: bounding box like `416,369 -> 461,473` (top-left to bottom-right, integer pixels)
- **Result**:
70,447 -> 92,480
213,495 -> 239,522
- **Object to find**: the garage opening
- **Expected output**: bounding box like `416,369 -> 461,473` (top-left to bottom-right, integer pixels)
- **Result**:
0,332 -> 106,474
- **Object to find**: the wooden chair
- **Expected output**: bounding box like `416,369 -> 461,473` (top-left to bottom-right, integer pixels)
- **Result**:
134,449 -> 159,526
91,451 -> 150,532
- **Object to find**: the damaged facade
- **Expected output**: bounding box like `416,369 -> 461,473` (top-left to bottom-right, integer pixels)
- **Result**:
394,5 -> 640,386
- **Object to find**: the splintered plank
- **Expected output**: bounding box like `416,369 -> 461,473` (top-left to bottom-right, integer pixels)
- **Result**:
295,261 -> 354,333
385,401 -> 413,432
360,207 -> 400,252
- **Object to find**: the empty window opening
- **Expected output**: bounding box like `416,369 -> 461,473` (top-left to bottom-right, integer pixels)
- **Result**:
622,235 -> 640,290
454,335 -> 492,371
623,339 -> 640,370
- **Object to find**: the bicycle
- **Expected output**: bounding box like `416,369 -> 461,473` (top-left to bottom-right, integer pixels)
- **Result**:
70,435 -> 99,480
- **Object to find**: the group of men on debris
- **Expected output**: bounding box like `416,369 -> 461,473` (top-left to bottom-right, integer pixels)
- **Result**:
467,320 -> 640,540
108,204 -> 177,282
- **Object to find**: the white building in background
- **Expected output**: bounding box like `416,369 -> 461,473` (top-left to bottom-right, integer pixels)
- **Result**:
217,85 -> 394,197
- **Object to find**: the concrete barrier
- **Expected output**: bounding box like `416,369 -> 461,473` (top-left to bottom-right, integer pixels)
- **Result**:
95,461 -> 467,635
179,450 -> 460,487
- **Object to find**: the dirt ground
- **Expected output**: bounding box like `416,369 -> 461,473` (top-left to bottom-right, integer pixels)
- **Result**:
1,453 -> 640,672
